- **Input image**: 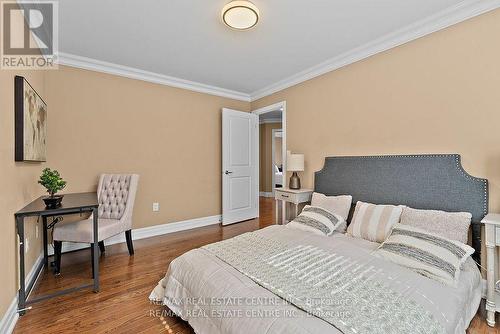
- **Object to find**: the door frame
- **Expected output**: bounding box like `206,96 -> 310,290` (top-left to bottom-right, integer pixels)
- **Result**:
252,101 -> 287,196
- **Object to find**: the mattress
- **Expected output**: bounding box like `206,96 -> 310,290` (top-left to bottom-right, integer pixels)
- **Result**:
151,226 -> 481,334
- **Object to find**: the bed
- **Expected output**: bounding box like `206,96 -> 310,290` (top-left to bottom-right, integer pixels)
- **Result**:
151,154 -> 488,334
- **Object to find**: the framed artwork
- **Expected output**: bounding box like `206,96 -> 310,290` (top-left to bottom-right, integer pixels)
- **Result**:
15,76 -> 47,162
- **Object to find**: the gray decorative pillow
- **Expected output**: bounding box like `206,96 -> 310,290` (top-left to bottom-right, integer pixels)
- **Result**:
311,192 -> 352,232
400,207 -> 472,243
287,205 -> 345,236
375,224 -> 474,287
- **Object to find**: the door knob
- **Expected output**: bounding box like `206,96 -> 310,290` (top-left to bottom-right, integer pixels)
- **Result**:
224,171 -> 233,175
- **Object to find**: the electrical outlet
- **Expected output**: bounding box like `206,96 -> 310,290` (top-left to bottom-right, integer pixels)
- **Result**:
36,225 -> 39,239
152,202 -> 160,212
25,238 -> 29,253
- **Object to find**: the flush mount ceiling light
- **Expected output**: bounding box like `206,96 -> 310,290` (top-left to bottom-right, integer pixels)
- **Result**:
222,1 -> 259,30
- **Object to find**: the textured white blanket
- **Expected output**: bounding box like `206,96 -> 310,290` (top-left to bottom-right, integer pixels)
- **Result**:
150,226 -> 481,334
202,232 -> 444,334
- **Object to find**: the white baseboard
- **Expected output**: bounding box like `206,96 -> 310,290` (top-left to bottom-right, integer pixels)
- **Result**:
259,192 -> 274,198
1,237 -> 489,333
25,254 -> 44,296
48,214 -> 222,255
0,298 -> 18,334
0,214 -> 222,332
0,253 -> 43,334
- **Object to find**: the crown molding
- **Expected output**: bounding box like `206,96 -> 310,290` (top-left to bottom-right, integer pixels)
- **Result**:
56,53 -> 251,102
55,1 -> 499,103
250,0 -> 500,101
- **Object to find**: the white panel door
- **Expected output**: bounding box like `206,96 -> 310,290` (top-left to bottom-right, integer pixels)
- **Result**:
222,108 -> 259,225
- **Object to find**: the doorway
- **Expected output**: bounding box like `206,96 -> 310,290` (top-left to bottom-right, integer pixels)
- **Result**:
253,101 -> 287,198
221,102 -> 286,226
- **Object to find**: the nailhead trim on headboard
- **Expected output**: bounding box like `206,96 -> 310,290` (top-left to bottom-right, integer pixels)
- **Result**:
315,154 -> 488,218
314,154 -> 488,264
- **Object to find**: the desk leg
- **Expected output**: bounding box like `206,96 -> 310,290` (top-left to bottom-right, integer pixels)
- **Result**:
92,208 -> 99,292
42,216 -> 48,267
17,216 -> 26,315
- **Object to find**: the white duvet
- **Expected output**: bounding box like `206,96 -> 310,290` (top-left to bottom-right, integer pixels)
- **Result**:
150,226 -> 481,334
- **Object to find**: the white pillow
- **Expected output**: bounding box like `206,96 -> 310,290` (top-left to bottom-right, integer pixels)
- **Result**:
311,192 -> 352,232
288,205 -> 345,236
347,201 -> 403,243
375,224 -> 474,287
400,207 -> 472,244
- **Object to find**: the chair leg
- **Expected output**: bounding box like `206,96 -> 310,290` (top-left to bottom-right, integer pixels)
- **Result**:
125,230 -> 134,255
54,241 -> 62,275
91,243 -> 95,279
98,241 -> 105,253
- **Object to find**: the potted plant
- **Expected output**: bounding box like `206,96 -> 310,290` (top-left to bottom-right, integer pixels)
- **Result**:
38,168 -> 67,208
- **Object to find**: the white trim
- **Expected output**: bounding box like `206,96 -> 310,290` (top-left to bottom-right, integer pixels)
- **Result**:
252,101 -> 285,115
48,214 -> 222,255
0,298 -> 18,334
259,192 -> 274,198
259,118 -> 282,125
250,0 -> 500,101
50,2 -> 499,103
0,215 -> 222,332
25,254 -> 44,297
0,252 -> 488,333
0,253 -> 43,334
56,53 -> 251,102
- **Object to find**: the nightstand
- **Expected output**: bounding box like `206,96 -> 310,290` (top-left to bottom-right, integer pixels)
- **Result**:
274,188 -> 313,225
482,213 -> 500,327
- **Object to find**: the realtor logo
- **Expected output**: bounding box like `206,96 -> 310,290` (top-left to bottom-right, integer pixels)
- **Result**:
1,1 -> 58,69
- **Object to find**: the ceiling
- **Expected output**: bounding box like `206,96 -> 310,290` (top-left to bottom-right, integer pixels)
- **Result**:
58,0 -> 493,100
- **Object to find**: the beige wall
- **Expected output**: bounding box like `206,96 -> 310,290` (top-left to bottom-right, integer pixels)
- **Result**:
2,6 -> 499,321
0,69 -> 46,317
45,66 -> 250,229
0,64 -> 249,318
252,9 -> 500,215
259,123 -> 282,193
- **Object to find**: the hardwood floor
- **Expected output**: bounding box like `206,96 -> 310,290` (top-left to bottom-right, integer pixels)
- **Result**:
12,197 -> 500,333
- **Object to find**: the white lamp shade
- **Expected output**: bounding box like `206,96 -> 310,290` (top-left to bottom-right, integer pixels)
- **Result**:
287,154 -> 304,172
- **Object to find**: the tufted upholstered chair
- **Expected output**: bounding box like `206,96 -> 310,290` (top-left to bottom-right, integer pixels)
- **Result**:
53,174 -> 139,274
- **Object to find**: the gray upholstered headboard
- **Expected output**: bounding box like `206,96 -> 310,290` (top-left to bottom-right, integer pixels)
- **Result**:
314,154 -> 488,263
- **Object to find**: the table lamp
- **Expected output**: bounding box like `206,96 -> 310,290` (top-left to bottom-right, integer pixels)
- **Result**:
287,153 -> 304,189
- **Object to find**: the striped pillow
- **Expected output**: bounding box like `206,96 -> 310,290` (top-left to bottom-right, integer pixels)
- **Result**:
311,192 -> 352,233
375,224 -> 474,286
288,205 -> 345,236
400,207 -> 472,243
347,201 -> 403,243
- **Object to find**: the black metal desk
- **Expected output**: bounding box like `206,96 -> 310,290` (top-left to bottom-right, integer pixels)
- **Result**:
15,192 -> 99,315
